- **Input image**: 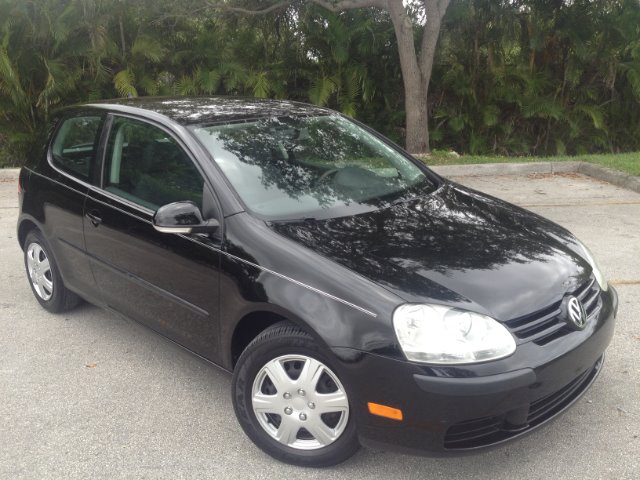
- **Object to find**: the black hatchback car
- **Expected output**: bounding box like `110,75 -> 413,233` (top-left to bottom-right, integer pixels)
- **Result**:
17,97 -> 617,467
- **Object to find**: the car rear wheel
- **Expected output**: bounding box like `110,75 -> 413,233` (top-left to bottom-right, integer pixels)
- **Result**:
232,322 -> 359,467
23,230 -> 81,313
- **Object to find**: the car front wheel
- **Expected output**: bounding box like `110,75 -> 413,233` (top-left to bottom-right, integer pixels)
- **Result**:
232,323 -> 359,467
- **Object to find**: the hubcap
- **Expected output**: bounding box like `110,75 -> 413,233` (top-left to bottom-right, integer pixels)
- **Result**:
251,354 -> 350,450
26,243 -> 54,301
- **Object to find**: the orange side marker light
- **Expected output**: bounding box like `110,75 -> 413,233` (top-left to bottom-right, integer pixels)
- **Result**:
367,402 -> 403,421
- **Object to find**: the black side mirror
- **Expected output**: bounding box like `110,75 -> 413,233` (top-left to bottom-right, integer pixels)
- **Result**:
153,201 -> 219,234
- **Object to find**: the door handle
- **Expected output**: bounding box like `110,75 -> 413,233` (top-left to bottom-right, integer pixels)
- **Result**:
86,211 -> 102,227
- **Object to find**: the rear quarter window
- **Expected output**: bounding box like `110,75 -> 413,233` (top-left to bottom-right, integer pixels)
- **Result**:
50,115 -> 104,181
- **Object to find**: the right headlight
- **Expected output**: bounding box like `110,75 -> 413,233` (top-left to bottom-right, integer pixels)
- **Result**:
393,304 -> 516,365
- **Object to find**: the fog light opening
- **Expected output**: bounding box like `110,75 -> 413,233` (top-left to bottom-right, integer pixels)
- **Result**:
503,407 -> 530,433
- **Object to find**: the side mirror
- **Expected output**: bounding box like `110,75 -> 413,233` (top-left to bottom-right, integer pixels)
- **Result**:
153,201 -> 219,234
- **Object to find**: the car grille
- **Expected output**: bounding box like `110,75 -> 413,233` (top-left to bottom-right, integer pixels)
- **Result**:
443,356 -> 603,450
504,277 -> 601,345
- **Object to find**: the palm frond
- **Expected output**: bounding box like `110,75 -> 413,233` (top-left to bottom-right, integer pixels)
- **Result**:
521,97 -> 563,120
247,71 -> 270,98
113,69 -> 137,97
574,105 -> 605,131
176,74 -> 198,96
131,35 -> 166,64
308,76 -> 336,106
619,62 -> 640,99
198,69 -> 221,95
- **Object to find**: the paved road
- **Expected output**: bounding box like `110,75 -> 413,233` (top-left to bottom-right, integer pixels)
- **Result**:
1,171 -> 638,479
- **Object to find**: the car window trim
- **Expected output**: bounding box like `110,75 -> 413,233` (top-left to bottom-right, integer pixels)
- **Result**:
94,114 -> 113,187
47,109 -> 107,186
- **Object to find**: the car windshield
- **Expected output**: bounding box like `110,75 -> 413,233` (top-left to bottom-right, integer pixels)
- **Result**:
190,114 -> 435,220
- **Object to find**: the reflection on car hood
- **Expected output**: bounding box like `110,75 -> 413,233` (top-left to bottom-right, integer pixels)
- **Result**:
269,183 -> 591,321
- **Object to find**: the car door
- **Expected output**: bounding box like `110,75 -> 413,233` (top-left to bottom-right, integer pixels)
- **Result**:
83,114 -> 223,359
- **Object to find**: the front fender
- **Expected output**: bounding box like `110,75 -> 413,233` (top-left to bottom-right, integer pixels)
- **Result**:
218,213 -> 405,369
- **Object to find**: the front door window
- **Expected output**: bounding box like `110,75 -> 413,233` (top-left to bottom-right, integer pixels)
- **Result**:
104,117 -> 204,210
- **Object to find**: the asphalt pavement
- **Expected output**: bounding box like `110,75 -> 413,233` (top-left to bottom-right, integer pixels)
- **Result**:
0,170 -> 638,479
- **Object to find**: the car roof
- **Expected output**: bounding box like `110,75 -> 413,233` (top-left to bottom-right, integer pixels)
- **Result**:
82,96 -> 332,126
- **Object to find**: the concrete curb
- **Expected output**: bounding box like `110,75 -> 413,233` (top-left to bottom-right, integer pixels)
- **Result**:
431,161 -> 640,194
430,161 -> 582,177
576,162 -> 640,194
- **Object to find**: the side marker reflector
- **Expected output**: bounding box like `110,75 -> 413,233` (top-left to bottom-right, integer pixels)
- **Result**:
367,402 -> 403,421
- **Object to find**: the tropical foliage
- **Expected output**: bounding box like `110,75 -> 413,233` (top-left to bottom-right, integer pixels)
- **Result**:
1,0 -> 640,166
432,0 -> 640,155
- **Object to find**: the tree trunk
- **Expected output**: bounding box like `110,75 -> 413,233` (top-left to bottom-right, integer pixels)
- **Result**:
387,0 -> 450,154
119,16 -> 126,58
387,1 -> 429,153
419,1 -> 450,154
404,85 -> 430,154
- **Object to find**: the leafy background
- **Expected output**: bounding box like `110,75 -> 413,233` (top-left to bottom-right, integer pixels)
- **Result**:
1,0 -> 640,167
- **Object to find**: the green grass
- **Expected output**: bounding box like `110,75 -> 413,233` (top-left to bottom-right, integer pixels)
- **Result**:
417,151 -> 640,176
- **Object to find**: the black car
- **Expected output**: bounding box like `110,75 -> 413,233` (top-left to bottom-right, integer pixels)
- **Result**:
17,97 -> 617,467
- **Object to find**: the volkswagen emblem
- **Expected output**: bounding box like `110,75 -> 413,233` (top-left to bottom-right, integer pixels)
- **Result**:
563,295 -> 587,330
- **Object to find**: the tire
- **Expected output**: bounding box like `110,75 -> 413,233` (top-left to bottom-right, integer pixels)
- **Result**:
232,322 -> 360,467
23,229 -> 81,313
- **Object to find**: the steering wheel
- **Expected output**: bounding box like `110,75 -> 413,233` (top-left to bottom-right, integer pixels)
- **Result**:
313,168 -> 339,186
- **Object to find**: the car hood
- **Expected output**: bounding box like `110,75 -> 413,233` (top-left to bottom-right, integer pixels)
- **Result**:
268,183 -> 591,321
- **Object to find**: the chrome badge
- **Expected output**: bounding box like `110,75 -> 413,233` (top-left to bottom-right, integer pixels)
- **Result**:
564,295 -> 587,330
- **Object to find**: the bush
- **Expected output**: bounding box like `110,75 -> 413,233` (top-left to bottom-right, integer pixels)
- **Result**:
0,133 -> 29,168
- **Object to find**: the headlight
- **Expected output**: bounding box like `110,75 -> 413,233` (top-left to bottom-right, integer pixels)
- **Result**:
393,304 -> 516,365
577,242 -> 608,291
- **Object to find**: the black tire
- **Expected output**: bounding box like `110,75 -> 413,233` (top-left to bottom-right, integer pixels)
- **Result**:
23,229 -> 81,313
232,322 -> 360,467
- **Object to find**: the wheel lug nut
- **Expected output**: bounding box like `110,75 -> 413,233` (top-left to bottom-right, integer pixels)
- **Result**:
297,389 -> 305,396
283,392 -> 291,399
308,402 -> 315,409
284,407 -> 293,415
299,413 -> 307,421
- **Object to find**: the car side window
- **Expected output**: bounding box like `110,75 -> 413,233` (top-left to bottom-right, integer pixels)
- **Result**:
51,115 -> 104,181
104,116 -> 204,211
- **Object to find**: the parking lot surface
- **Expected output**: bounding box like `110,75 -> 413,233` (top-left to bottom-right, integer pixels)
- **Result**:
1,171 -> 638,479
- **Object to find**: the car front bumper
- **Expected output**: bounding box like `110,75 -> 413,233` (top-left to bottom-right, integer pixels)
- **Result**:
331,286 -> 618,455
